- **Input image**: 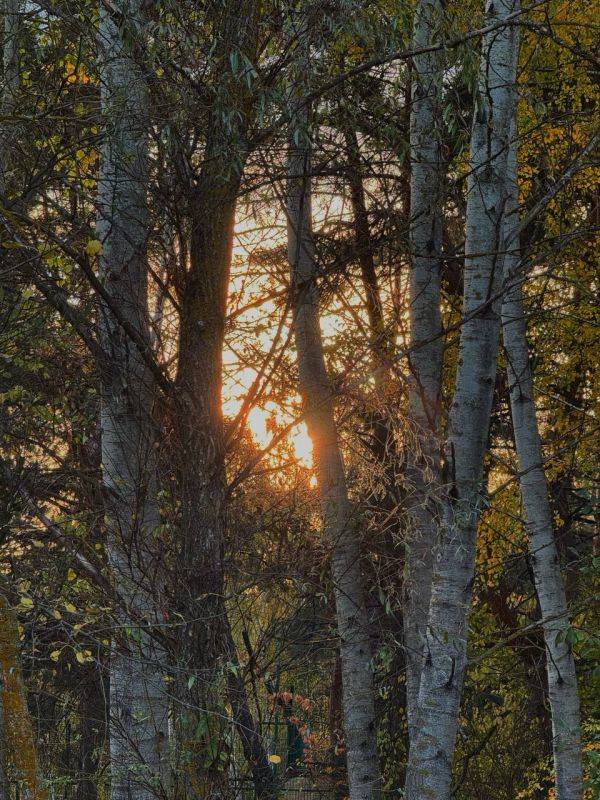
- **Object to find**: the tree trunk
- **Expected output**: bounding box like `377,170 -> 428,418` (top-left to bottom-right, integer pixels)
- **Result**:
0,10 -> 41,796
403,0 -> 444,741
342,121 -> 401,511
96,3 -> 169,799
0,589 -> 45,800
501,139 -> 583,800
168,7 -> 275,796
75,663 -> 107,800
341,112 -> 408,787
172,141 -> 276,799
172,175 -> 236,798
286,77 -> 381,800
342,123 -> 391,388
404,2 -> 520,797
0,0 -> 20,196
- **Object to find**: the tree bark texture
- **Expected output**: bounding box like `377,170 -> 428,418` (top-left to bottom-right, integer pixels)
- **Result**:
501,137 -> 583,800
403,0 -> 445,742
405,2 -> 520,797
286,69 -> 381,800
169,4 -> 275,796
0,590 -> 46,800
96,3 -> 169,799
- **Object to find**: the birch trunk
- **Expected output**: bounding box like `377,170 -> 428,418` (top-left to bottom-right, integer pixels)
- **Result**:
96,4 -> 169,800
404,2 -> 520,797
501,141 -> 583,800
287,91 -> 380,800
404,0 -> 444,740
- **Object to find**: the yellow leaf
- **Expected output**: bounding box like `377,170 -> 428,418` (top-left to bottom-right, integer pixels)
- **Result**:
52,609 -> 62,620
85,239 -> 103,257
50,650 -> 61,662
267,754 -> 281,764
19,597 -> 34,609
67,568 -> 76,581
75,651 -> 85,664
64,602 -> 76,613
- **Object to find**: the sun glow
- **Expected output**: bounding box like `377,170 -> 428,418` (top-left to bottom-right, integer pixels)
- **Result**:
246,405 -> 313,468
222,196 -> 356,476
220,210 -> 320,473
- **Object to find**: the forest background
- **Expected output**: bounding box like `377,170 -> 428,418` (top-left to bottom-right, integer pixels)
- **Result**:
0,1 -> 598,799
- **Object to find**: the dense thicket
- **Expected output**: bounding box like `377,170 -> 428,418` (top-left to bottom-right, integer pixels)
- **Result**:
0,1 -> 597,800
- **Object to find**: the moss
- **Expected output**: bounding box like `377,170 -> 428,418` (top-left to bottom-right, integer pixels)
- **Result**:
0,593 -> 46,800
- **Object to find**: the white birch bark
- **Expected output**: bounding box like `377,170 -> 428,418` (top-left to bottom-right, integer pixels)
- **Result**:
405,2 -> 520,797
96,4 -> 168,800
404,0 -> 444,740
286,52 -> 380,800
501,139 -> 583,800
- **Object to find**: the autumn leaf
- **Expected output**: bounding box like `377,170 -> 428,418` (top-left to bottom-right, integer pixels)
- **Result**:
85,239 -> 103,257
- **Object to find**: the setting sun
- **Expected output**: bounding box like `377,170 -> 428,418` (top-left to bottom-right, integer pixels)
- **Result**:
246,404 -> 313,467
